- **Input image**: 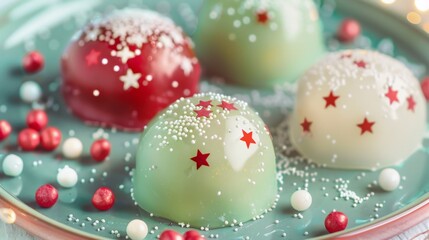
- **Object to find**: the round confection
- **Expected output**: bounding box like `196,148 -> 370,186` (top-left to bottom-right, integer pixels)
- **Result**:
62,137 -> 83,159
194,0 -> 324,88
378,168 -> 400,191
57,165 -> 78,188
134,93 -> 277,228
290,190 -> 312,212
289,50 -> 426,170
2,154 -> 24,177
61,8 -> 200,131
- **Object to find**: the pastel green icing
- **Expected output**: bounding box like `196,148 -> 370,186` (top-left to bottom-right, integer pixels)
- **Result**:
194,0 -> 325,88
134,93 -> 277,228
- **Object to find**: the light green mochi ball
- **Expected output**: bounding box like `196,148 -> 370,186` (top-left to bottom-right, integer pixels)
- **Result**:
194,0 -> 325,88
134,92 -> 277,228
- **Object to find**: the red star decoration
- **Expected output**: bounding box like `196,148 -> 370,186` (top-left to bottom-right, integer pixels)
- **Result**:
340,53 -> 352,59
385,86 -> 399,105
240,130 -> 256,149
190,150 -> 210,170
353,60 -> 367,69
196,100 -> 212,108
217,101 -> 237,111
407,95 -> 416,112
194,108 -> 212,118
323,91 -> 340,108
256,10 -> 269,24
300,118 -> 312,133
85,49 -> 100,66
357,117 -> 375,135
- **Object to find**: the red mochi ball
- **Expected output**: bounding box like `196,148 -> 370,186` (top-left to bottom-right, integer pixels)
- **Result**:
61,8 -> 201,131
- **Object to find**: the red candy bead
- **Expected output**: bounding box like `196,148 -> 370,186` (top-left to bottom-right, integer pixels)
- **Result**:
92,187 -> 115,211
325,211 -> 348,233
159,230 -> 183,240
23,51 -> 44,74
26,109 -> 48,131
184,230 -> 205,240
421,77 -> 429,101
0,120 -> 12,141
35,184 -> 58,208
40,127 -> 62,151
90,139 -> 111,162
61,9 -> 200,131
337,19 -> 361,43
18,128 -> 40,151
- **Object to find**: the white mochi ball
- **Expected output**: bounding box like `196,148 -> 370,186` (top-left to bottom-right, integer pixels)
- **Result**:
290,50 -> 426,170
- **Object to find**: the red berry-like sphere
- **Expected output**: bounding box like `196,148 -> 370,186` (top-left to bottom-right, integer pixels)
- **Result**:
90,139 -> 111,162
18,128 -> 40,151
92,187 -> 115,211
337,19 -> 361,43
40,127 -> 62,151
23,51 -> 44,73
184,230 -> 205,240
421,77 -> 429,101
0,120 -> 12,141
26,109 -> 48,131
61,9 -> 201,131
159,230 -> 183,240
324,211 -> 348,233
35,184 -> 58,208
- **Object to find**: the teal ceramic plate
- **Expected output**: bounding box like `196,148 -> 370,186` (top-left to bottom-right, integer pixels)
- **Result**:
1,0 -> 429,239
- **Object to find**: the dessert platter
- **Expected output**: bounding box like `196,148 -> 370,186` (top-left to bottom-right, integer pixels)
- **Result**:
1,0 -> 429,239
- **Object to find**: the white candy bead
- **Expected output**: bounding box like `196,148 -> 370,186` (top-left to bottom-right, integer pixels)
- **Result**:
57,165 -> 78,188
290,190 -> 312,211
2,154 -> 23,177
378,168 -> 400,191
62,137 -> 83,159
19,81 -> 42,103
126,219 -> 148,240
0,208 -> 16,224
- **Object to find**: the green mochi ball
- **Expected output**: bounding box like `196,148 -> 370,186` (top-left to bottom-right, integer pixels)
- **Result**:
194,0 -> 325,88
134,92 -> 278,228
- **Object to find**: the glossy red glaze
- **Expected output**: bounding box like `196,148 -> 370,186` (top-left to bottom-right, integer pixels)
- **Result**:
92,187 -> 115,211
0,120 -> 12,141
325,211 -> 349,233
159,230 -> 183,240
18,128 -> 40,151
90,139 -> 111,162
23,51 -> 44,74
26,109 -> 48,131
35,184 -> 58,208
40,127 -> 62,151
61,9 -> 200,131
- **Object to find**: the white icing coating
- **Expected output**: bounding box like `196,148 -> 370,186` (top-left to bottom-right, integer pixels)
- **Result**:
290,49 -> 426,170
62,137 -> 83,159
57,165 -> 78,188
2,154 -> 24,177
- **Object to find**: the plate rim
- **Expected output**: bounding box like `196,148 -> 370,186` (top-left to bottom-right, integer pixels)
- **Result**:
1,0 -> 429,239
